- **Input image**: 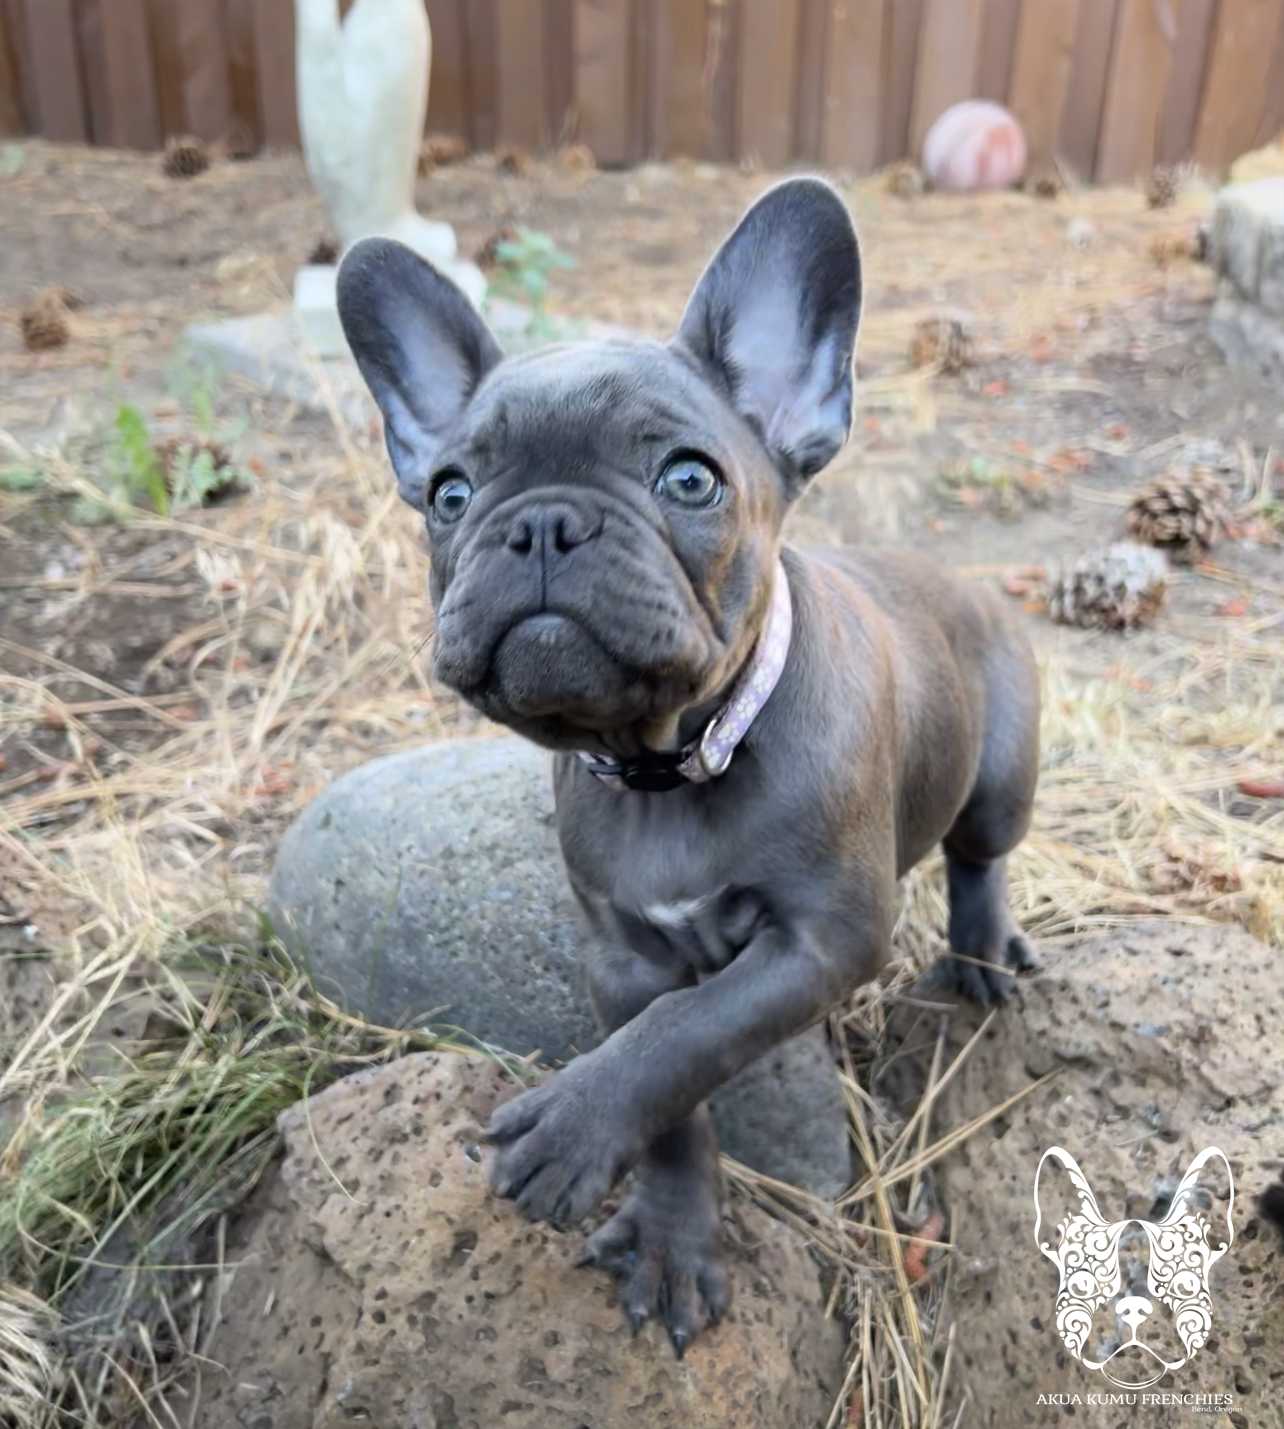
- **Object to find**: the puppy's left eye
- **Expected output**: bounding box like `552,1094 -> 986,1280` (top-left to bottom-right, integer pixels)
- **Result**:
656,455 -> 722,509
429,471 -> 474,523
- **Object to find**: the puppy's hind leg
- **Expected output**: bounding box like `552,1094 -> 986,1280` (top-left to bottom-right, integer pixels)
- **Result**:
941,641 -> 1039,1006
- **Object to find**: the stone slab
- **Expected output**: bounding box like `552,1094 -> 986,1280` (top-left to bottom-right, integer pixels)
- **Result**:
184,299 -> 633,421
1210,176 -> 1284,317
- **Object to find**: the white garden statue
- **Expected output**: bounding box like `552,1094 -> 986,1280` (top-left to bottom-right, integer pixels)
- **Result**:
293,0 -> 485,354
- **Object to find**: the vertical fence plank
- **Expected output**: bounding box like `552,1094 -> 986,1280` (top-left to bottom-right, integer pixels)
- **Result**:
426,0 -> 469,136
224,0 -> 261,149
1058,0 -> 1119,176
145,0 -> 185,137
706,0 -> 739,160
495,0 -> 547,148
74,0 -> 112,144
1252,9 -> 1284,145
1096,0 -> 1178,181
909,0 -> 984,154
253,0 -> 297,148
173,0 -> 232,141
0,0 -> 22,134
574,0 -> 635,165
650,0 -> 713,157
23,0 -> 87,142
629,0 -> 654,157
821,0 -> 886,172
2,0 -> 34,132
1156,0 -> 1216,164
793,0 -> 826,161
545,0 -> 575,144
976,0 -> 1021,101
737,0 -> 799,167
100,0 -> 161,147
1193,0 -> 1284,171
879,0 -> 922,161
463,0 -> 497,149
1008,0 -> 1080,168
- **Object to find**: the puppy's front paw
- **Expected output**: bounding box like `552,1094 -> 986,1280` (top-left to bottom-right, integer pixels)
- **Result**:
941,929 -> 1037,1006
487,1065 -> 642,1228
579,1179 -> 729,1357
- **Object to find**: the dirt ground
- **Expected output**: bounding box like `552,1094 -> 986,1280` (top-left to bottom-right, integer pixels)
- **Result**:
2,140 -> 1284,1429
1,139 -> 1282,1057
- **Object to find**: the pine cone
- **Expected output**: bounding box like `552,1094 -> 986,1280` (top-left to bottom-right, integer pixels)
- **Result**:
163,135 -> 211,180
558,142 -> 596,172
475,226 -> 520,271
910,316 -> 972,374
422,133 -> 470,168
495,145 -> 531,177
1145,163 -> 1184,210
884,160 -> 925,198
1047,542 -> 1168,631
1148,230 -> 1198,268
1025,166 -> 1064,200
307,236 -> 340,266
20,290 -> 71,352
1126,468 -> 1231,561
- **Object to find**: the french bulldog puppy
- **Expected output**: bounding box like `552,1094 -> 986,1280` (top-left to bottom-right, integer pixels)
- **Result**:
338,179 -> 1040,1355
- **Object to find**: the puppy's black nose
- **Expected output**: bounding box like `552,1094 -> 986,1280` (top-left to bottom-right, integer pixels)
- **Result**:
505,503 -> 598,557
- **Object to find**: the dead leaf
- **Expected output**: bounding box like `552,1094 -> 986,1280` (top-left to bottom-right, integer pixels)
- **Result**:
904,1211 -> 946,1284
253,764 -> 295,798
1238,777 -> 1284,799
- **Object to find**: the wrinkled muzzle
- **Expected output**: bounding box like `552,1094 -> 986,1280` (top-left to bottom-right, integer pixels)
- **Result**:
431,492 -> 716,728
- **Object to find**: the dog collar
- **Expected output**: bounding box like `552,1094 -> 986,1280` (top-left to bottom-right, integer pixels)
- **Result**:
578,560 -> 793,793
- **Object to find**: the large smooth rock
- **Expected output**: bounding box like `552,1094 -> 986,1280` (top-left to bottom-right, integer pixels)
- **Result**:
884,922 -> 1284,1426
201,1053 -> 847,1429
269,737 -> 853,1198
1209,177 -> 1284,373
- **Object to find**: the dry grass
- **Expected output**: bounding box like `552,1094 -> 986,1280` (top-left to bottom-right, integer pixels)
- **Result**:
1,169 -> 1280,1427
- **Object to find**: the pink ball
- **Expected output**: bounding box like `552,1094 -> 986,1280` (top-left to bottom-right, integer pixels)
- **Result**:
921,100 -> 1027,192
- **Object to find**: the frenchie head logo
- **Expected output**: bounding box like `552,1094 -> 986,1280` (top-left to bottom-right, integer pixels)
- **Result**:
1033,1146 -> 1234,1389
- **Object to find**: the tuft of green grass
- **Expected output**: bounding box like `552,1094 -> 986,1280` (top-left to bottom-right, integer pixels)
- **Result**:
0,466 -> 44,494
107,404 -> 170,516
0,929 -> 512,1428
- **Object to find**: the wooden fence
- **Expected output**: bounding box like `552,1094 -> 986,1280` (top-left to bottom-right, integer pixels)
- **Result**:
2,1 -> 1283,181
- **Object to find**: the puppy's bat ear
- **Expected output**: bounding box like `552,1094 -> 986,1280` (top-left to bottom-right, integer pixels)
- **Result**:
338,238 -> 502,508
676,177 -> 861,490
1034,1146 -> 1110,1262
1160,1146 -> 1235,1260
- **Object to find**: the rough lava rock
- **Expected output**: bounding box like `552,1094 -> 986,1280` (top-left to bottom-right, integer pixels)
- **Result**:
201,1052 -> 846,1429
887,922 -> 1284,1427
268,738 -> 852,1197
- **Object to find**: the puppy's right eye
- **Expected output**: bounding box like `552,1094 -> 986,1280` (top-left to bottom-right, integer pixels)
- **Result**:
429,471 -> 473,523
656,454 -> 723,510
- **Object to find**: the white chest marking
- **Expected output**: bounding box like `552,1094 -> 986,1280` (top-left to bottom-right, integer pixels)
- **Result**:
643,891 -> 721,929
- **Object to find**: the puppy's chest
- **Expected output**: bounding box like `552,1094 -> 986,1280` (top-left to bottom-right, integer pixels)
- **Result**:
585,863 -> 768,972
635,874 -> 771,969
